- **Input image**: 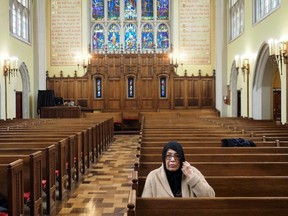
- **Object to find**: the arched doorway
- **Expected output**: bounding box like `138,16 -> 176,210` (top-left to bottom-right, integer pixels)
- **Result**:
18,62 -> 31,119
252,42 -> 281,121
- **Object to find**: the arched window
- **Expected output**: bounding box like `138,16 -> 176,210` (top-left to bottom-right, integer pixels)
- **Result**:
157,23 -> 169,49
10,0 -> 31,43
142,23 -> 154,50
142,0 -> 154,20
127,77 -> 135,98
108,0 -> 120,20
125,23 -> 137,51
157,0 -> 169,20
108,23 -> 120,51
12,4 -> 17,34
95,77 -> 102,98
91,0 -> 170,53
92,24 -> 105,51
92,0 -> 104,21
159,76 -> 167,98
22,11 -> 28,39
125,0 -> 137,20
17,8 -> 21,36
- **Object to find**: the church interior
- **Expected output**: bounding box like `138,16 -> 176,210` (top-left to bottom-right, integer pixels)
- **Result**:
0,0 -> 288,215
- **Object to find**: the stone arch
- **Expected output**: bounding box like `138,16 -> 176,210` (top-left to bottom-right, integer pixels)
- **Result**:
18,62 -> 31,119
230,61 -> 239,117
252,42 -> 279,120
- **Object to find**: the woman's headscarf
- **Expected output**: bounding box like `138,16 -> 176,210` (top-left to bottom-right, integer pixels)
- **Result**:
162,141 -> 185,197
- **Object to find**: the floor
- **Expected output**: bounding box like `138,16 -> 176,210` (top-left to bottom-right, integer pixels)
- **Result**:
56,134 -> 138,216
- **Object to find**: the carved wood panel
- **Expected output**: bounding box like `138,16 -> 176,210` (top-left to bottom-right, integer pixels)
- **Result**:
46,54 -> 215,111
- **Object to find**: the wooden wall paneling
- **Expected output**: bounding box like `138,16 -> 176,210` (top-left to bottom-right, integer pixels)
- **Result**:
140,78 -> 154,110
46,54 -> 216,113
107,78 -> 121,110
173,78 -> 185,108
51,79 -> 62,98
75,78 -> 89,107
62,78 -> 75,101
187,78 -> 199,108
201,78 -> 214,108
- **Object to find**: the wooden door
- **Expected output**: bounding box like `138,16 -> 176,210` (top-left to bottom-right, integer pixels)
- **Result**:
273,90 -> 281,121
15,91 -> 22,119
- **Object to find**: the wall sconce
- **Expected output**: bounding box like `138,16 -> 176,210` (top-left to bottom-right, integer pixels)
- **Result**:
268,39 -> 288,75
223,85 -> 230,105
76,54 -> 91,75
241,58 -> 249,82
235,55 -> 249,82
3,57 -> 18,84
169,53 -> 179,73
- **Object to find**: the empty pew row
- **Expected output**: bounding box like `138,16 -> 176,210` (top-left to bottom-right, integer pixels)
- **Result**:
0,117 -> 114,163
0,159 -> 24,216
0,117 -> 114,214
0,136 -> 77,193
0,152 -> 42,216
0,117 -> 114,193
0,146 -> 56,215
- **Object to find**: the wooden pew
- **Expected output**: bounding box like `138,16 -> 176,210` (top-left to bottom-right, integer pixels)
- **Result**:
132,115 -> 288,215
0,135 -> 78,192
139,146 -> 288,154
137,153 -> 288,162
0,146 -> 56,215
0,140 -> 68,200
133,175 -> 288,198
0,151 -> 42,216
137,162 -> 288,176
0,159 -> 24,216
127,192 -> 288,216
139,140 -> 278,147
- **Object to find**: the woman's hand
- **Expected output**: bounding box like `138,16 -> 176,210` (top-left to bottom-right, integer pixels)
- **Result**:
181,161 -> 194,180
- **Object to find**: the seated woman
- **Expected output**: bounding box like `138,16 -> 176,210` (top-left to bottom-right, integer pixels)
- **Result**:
141,141 -> 215,197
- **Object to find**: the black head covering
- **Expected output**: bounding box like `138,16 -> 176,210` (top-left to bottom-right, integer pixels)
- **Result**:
162,141 -> 185,197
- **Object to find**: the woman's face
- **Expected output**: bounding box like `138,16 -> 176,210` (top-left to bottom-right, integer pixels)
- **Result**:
165,149 -> 181,171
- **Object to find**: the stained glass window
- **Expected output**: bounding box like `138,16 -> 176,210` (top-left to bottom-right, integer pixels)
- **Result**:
128,77 -> 135,98
91,0 -> 171,52
160,77 -> 167,98
142,0 -> 153,20
108,24 -> 120,51
92,24 -> 105,51
125,24 -> 137,51
95,77 -> 102,98
108,0 -> 120,20
157,23 -> 169,49
125,0 -> 137,20
92,0 -> 104,20
142,23 -> 154,49
157,0 -> 169,20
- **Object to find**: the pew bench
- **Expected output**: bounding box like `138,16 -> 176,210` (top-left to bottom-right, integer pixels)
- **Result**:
139,146 -> 288,154
0,146 -> 56,215
0,135 -> 79,192
133,174 -> 288,198
137,153 -> 288,162
0,159 -> 24,216
128,193 -> 288,216
0,152 -> 42,216
137,162 -> 288,176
